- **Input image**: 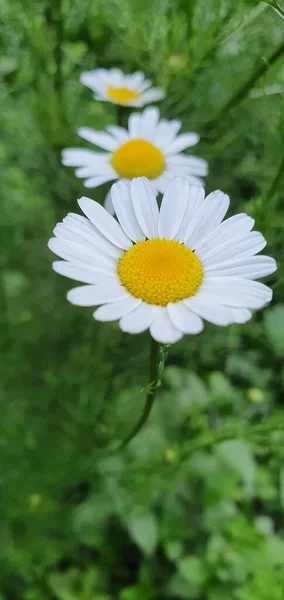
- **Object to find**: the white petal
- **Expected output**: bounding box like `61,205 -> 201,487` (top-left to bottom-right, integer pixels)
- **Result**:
105,125 -> 129,144
151,172 -> 172,194
139,79 -> 154,92
139,107 -> 160,140
155,120 -> 182,148
206,255 -> 277,279
48,237 -> 118,267
52,261 -> 116,284
184,175 -> 205,187
128,113 -> 142,138
74,164 -> 115,178
94,93 -> 109,102
131,177 -> 159,238
140,88 -> 165,104
150,308 -> 183,344
165,133 -> 200,154
78,127 -> 118,151
108,68 -> 124,84
201,232 -> 266,266
158,177 -> 189,239
62,148 -> 106,167
168,155 -> 208,176
195,214 -> 255,255
167,302 -> 204,334
127,71 -> 145,88
80,71 -> 99,91
111,181 -> 145,242
229,308 -> 252,324
198,278 -> 272,309
184,191 -> 230,250
124,99 -> 144,108
166,161 -> 206,186
80,70 -> 109,92
84,174 -> 117,188
67,283 -> 129,306
94,297 -> 142,322
174,185 -> 205,242
119,303 -> 157,334
56,215 -> 122,259
184,297 -> 233,326
104,189 -> 115,215
78,197 -> 132,250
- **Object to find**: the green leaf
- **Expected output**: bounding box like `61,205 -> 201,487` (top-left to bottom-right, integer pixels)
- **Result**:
167,574 -> 201,599
48,573 -> 78,600
164,540 -> 183,562
127,513 -> 158,556
119,585 -> 153,600
208,371 -> 237,405
178,556 -> 207,585
265,536 -> 284,565
216,440 -> 256,496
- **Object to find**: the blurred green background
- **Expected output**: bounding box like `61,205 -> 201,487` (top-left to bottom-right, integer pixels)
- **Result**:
1,0 -> 284,598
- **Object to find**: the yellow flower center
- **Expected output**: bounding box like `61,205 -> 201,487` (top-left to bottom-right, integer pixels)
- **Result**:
117,238 -> 203,306
107,86 -> 142,105
111,139 -> 165,179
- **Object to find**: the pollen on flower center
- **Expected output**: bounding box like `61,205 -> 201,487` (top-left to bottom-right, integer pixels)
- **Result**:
111,139 -> 165,179
107,86 -> 142,104
117,238 -> 203,306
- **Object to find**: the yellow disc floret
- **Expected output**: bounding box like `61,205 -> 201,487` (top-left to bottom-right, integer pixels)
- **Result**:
107,86 -> 142,105
111,139 -> 165,179
117,238 -> 203,306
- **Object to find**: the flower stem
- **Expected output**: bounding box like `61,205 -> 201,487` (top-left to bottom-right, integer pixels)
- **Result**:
116,105 -> 124,127
120,338 -> 167,449
220,40 -> 284,115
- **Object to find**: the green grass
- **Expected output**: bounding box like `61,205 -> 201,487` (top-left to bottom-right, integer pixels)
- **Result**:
1,0 -> 284,598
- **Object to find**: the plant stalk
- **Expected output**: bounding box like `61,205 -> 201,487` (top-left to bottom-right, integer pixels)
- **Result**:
220,40 -> 284,115
116,105 -> 124,127
120,338 -> 165,449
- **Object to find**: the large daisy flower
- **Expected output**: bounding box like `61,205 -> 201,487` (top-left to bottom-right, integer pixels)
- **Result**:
62,107 -> 208,209
48,177 -> 276,345
80,68 -> 165,107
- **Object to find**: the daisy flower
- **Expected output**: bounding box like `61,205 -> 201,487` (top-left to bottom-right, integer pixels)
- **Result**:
48,177 -> 277,345
80,68 -> 165,107
62,107 -> 208,211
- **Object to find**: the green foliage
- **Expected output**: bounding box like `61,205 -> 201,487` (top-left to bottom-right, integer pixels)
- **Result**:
1,0 -> 284,598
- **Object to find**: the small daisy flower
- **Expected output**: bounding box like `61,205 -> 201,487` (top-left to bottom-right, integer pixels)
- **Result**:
80,68 -> 165,107
48,177 -> 277,345
62,107 -> 208,208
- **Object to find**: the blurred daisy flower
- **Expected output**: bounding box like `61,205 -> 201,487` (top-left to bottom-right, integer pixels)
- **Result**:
48,177 -> 276,345
80,68 -> 165,106
62,107 -> 208,212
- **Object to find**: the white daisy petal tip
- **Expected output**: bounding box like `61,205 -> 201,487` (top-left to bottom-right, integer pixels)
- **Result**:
77,195 -> 94,213
78,195 -> 132,250
49,176 -> 277,343
269,257 -> 277,275
150,309 -> 183,344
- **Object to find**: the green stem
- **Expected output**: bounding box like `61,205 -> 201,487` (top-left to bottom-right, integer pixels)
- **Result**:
263,0 -> 284,20
202,39 -> 284,136
120,338 -> 163,449
116,105 -> 124,127
220,40 -> 284,115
